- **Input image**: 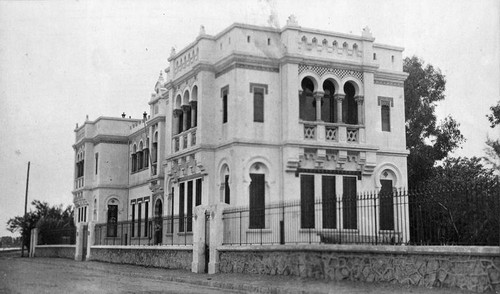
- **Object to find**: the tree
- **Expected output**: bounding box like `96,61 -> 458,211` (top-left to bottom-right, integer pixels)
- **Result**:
6,200 -> 74,251
484,101 -> 500,173
486,100 -> 500,128
404,56 -> 465,188
409,157 -> 499,245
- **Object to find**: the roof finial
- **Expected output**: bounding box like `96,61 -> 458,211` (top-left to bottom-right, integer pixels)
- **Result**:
170,47 -> 176,57
362,26 -> 372,38
158,71 -> 164,83
286,14 -> 298,27
199,25 -> 206,35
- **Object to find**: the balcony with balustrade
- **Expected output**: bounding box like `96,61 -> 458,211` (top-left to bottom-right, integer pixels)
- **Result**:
172,127 -> 197,154
301,122 -> 363,144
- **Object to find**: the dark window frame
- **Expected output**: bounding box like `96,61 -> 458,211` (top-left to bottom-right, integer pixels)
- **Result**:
342,176 -> 357,230
300,174 -> 315,229
378,96 -> 394,132
379,179 -> 395,230
224,175 -> 230,204
249,83 -> 268,123
249,173 -> 265,229
221,85 -> 229,124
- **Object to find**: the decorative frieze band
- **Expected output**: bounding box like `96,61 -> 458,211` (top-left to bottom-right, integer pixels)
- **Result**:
374,79 -> 404,87
215,63 -> 279,79
298,64 -> 364,82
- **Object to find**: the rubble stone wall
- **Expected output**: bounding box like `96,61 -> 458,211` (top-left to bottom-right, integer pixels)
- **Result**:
35,245 -> 75,259
90,246 -> 192,270
218,245 -> 500,293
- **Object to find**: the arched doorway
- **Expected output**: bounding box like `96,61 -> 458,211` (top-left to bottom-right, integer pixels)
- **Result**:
154,199 -> 163,245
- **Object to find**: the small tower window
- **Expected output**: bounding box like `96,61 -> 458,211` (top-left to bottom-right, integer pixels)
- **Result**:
247,35 -> 251,43
373,53 -> 377,60
267,38 -> 271,45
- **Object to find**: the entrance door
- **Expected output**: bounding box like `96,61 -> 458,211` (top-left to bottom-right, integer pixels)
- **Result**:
107,205 -> 118,237
154,199 -> 163,245
204,210 -> 210,273
82,224 -> 88,261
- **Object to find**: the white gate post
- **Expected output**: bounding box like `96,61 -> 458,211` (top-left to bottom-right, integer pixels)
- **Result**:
29,228 -> 38,258
75,223 -> 84,261
191,206 -> 207,273
87,221 -> 95,260
208,203 -> 228,274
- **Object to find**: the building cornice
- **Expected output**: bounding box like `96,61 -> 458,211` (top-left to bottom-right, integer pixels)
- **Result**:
373,43 -> 405,52
280,54 -> 380,73
146,115 -> 166,126
165,139 -> 387,162
73,134 -> 129,149
74,116 -> 141,133
374,69 -> 408,82
376,149 -> 410,156
171,62 -> 214,90
294,27 -> 375,42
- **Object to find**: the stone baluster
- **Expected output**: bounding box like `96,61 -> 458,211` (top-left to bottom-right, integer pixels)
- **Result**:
355,95 -> 364,125
172,109 -> 183,135
181,105 -> 191,131
314,92 -> 324,122
334,94 -> 345,123
190,101 -> 197,127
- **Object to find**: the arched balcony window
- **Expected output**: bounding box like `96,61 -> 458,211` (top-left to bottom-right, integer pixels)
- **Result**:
343,82 -> 358,125
299,77 -> 316,121
321,80 -> 337,123
131,145 -> 137,173
137,142 -> 144,170
152,132 -> 158,164
143,139 -> 149,168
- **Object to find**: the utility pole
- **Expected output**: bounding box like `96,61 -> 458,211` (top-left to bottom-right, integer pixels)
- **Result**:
21,161 -> 30,257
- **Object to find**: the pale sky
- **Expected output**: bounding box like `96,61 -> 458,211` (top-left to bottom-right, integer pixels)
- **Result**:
0,0 -> 498,237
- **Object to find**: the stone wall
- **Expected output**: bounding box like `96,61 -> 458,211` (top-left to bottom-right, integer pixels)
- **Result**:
218,245 -> 500,293
34,245 -> 75,259
89,246 -> 192,270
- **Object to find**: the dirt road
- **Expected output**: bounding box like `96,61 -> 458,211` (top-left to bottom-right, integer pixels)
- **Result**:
0,251 -> 239,294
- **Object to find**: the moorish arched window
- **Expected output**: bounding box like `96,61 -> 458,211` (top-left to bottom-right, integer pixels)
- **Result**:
299,77 -> 316,121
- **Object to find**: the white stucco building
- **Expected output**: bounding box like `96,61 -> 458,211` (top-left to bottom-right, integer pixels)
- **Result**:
73,17 -> 408,246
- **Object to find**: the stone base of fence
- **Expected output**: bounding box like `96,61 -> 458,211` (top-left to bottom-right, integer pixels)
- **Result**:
89,245 -> 193,270
34,245 -> 76,259
216,244 -> 500,293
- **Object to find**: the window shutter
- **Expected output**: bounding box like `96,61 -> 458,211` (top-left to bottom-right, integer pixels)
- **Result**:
249,174 -> 265,229
380,179 -> 394,230
300,175 -> 315,229
382,105 -> 391,132
322,176 -> 336,229
254,91 -> 264,122
342,177 -> 357,229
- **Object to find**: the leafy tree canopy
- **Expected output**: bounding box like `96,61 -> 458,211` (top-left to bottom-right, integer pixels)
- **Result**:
6,200 -> 73,250
486,100 -> 500,128
404,56 -> 465,188
423,157 -> 498,189
484,100 -> 500,173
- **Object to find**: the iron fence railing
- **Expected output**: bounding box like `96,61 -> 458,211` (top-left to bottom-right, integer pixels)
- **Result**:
38,227 -> 76,245
94,215 -> 193,246
222,183 -> 500,246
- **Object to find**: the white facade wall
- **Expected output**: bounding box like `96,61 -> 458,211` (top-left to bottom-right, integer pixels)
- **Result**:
73,21 -> 409,244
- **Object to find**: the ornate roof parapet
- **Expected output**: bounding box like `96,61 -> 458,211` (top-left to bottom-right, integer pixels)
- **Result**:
286,15 -> 299,27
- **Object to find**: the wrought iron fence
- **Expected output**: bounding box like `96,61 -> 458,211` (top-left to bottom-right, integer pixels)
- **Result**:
38,227 -> 76,245
94,215 -> 193,246
222,183 -> 500,246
